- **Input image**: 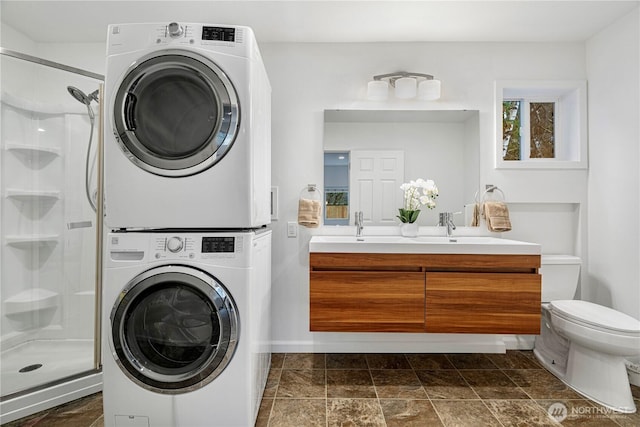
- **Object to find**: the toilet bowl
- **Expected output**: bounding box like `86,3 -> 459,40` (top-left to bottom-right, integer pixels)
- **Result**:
533,255 -> 640,413
549,300 -> 640,412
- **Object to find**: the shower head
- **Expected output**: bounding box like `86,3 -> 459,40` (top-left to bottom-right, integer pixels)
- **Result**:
68,86 -> 98,122
67,86 -> 99,105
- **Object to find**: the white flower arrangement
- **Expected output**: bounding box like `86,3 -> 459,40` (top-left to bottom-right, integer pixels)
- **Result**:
397,178 -> 438,223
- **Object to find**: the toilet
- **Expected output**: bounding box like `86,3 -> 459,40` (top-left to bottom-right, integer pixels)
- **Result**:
534,255 -> 640,413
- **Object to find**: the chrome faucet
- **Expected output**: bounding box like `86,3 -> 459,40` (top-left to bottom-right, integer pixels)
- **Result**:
355,211 -> 364,238
439,212 -> 457,237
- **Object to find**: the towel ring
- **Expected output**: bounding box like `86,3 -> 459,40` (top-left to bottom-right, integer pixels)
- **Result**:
300,184 -> 321,201
475,186 -> 506,203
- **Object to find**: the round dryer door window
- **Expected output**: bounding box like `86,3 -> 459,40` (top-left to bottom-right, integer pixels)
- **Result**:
112,50 -> 239,177
110,265 -> 238,394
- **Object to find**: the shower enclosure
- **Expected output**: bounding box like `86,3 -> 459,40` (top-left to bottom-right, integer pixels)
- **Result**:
0,48 -> 104,423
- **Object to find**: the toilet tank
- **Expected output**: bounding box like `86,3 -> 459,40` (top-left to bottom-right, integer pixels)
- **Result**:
540,255 -> 581,302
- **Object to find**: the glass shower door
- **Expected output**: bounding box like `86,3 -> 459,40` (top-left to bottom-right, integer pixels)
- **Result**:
0,49 -> 103,417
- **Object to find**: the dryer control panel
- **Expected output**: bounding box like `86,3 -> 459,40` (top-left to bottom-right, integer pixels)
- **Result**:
202,26 -> 236,42
106,22 -> 255,59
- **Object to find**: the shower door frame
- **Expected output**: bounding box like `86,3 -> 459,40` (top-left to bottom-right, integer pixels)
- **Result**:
0,47 -> 105,420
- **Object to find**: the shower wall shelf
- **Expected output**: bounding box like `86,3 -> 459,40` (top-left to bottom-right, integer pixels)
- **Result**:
5,234 -> 60,249
5,143 -> 61,166
5,143 -> 61,156
3,288 -> 60,315
6,189 -> 61,202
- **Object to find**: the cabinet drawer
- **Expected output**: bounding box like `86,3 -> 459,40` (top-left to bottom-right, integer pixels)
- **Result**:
425,272 -> 541,334
310,271 -> 425,332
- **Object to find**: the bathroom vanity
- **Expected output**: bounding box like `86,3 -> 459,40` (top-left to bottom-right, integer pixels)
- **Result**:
309,236 -> 541,334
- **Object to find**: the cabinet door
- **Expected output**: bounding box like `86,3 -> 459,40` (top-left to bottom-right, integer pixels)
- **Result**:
310,271 -> 425,332
425,272 -> 541,334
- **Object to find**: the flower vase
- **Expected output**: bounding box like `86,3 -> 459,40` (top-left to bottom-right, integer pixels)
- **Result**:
400,222 -> 419,237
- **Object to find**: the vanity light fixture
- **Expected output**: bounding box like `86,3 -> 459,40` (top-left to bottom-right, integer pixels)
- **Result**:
367,71 -> 441,101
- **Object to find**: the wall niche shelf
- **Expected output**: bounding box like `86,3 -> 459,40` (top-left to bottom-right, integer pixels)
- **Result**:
6,189 -> 61,203
5,234 -> 60,249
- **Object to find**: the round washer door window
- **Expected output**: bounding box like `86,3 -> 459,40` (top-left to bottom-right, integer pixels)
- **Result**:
112,50 -> 239,177
110,266 -> 238,394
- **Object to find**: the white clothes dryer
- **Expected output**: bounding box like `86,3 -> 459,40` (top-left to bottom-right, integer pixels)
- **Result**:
104,22 -> 271,229
102,229 -> 271,427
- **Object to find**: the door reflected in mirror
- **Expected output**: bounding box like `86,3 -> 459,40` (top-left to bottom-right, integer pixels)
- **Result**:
323,110 -> 480,227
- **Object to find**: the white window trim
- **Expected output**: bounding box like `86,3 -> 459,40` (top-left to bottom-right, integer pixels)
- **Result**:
495,80 -> 587,170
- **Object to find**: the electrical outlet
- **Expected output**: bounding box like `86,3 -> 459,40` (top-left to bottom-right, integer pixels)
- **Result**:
287,221 -> 297,238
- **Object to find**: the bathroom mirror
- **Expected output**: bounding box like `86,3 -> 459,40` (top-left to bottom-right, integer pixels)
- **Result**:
323,109 -> 480,227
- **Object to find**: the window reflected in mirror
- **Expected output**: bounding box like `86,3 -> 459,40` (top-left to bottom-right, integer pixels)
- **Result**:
323,152 -> 350,225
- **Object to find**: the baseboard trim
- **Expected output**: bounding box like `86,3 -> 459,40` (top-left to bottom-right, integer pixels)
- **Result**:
271,334 -> 510,354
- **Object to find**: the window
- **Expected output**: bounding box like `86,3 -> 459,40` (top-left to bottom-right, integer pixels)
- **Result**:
502,100 -> 522,160
502,99 -> 556,161
323,151 -> 350,226
495,80 -> 587,169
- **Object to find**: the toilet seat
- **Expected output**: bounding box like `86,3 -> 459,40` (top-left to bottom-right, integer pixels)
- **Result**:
550,300 -> 640,336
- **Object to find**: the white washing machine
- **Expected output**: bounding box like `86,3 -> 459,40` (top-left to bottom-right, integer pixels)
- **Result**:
104,22 -> 271,229
102,229 -> 271,427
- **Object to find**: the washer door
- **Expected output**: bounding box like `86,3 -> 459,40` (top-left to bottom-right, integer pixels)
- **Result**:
112,50 -> 239,177
110,265 -> 238,394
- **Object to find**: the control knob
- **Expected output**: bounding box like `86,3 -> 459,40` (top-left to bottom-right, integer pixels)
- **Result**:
168,22 -> 184,38
167,237 -> 184,253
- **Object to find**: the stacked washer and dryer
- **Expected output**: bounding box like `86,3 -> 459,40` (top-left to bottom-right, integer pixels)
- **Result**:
102,22 -> 272,427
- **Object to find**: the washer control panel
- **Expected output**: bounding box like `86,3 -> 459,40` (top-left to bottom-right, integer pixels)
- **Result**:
152,234 -> 244,260
202,236 -> 235,253
108,233 -> 249,264
154,236 -> 196,260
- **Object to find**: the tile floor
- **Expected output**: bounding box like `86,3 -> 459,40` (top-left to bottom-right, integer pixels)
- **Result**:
5,351 -> 640,427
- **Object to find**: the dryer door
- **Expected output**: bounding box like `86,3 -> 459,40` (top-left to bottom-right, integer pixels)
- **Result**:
110,265 -> 238,394
112,50 -> 239,177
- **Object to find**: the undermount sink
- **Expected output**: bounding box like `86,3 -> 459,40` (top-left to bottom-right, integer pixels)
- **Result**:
309,235 -> 540,255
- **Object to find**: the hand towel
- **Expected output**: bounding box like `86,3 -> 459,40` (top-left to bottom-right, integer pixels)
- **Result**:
471,203 -> 481,227
298,198 -> 322,228
483,201 -> 512,232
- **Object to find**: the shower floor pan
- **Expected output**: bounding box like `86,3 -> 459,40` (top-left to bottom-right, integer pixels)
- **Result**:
1,339 -> 94,396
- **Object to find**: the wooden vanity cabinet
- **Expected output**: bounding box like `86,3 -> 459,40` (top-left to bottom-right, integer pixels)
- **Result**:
425,272 -> 541,334
309,252 -> 541,334
310,271 -> 425,332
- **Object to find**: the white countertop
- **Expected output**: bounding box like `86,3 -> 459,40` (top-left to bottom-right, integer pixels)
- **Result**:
309,235 -> 541,255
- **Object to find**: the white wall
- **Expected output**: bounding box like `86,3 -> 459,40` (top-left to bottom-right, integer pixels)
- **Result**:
586,7 -> 640,318
262,41 -> 589,351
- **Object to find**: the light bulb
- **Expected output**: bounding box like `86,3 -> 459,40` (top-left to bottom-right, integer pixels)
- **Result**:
367,80 -> 389,100
418,79 -> 441,100
394,77 -> 417,99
